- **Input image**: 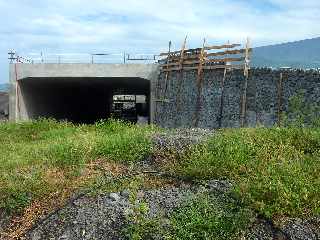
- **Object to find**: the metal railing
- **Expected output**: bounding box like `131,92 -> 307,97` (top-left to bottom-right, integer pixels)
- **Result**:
8,50 -> 160,64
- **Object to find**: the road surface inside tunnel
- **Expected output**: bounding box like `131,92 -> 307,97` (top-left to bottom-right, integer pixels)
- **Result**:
18,77 -> 150,124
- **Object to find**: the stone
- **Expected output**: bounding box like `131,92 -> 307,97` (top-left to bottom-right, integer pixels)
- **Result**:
282,218 -> 319,240
109,193 -> 120,202
207,179 -> 233,193
120,190 -> 130,198
156,68 -> 320,129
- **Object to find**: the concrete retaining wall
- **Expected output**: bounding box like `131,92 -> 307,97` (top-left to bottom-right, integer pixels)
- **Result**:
154,68 -> 320,128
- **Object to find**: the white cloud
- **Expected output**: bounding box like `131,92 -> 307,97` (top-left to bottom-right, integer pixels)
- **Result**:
0,0 -> 319,82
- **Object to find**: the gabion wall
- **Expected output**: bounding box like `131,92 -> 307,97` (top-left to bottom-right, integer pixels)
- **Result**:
154,68 -> 320,129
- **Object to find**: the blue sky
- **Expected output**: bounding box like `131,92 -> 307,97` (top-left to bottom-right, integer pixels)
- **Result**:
0,0 -> 319,83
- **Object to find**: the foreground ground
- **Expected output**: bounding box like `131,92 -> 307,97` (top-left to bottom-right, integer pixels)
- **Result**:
0,119 -> 319,239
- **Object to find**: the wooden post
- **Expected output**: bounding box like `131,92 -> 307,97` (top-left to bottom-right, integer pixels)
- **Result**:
163,41 -> 172,97
277,72 -> 283,126
218,67 -> 227,128
155,41 -> 172,122
179,36 -> 188,71
174,36 -> 188,126
241,37 -> 250,127
193,38 -> 206,127
14,64 -> 20,122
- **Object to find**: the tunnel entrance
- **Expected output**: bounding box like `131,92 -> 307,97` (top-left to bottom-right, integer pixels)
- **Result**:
18,77 -> 150,124
111,94 -> 148,123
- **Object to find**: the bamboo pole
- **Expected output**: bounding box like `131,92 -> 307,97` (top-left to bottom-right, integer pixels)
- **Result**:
218,67 -> 227,128
193,38 -> 206,127
155,41 -> 172,122
174,36 -> 188,126
241,37 -> 251,127
163,41 -> 172,97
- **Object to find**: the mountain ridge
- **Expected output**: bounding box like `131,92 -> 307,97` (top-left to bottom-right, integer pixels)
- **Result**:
0,83 -> 9,92
252,37 -> 320,68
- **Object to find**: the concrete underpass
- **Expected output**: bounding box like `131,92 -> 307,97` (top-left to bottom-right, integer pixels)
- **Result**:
10,64 -> 159,123
18,77 -> 150,123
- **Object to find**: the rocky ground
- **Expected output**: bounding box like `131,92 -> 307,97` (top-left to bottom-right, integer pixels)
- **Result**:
1,128 -> 319,239
24,181 -> 320,240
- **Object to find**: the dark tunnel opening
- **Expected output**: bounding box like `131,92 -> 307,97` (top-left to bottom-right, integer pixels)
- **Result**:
19,77 -> 150,124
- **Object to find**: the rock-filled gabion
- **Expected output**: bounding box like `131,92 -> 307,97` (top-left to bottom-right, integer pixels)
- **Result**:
155,68 -> 320,129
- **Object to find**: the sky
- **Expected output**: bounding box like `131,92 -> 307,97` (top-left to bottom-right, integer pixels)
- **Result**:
0,0 -> 319,83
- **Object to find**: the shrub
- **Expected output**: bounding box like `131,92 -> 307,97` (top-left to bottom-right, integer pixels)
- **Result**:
282,90 -> 320,127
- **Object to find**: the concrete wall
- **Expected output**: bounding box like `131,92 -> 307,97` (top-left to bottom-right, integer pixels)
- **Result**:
155,68 -> 320,128
9,63 -> 159,122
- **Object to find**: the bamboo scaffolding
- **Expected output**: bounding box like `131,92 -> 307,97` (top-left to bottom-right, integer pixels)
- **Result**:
240,37 -> 251,127
192,38 -> 206,127
157,37 -> 252,128
174,36 -> 188,125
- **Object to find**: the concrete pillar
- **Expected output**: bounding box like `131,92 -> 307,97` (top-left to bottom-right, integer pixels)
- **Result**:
149,66 -> 160,124
9,64 -> 16,121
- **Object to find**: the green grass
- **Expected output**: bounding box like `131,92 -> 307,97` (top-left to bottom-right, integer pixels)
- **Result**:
165,127 -> 320,219
0,119 -> 156,213
124,192 -> 253,240
170,193 -> 252,240
1,119 -> 319,239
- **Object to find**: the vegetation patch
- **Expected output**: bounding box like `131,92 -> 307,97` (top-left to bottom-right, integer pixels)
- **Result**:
164,127 -> 320,219
0,114 -> 319,239
124,192 -> 253,240
170,193 -> 252,240
0,119 -> 156,215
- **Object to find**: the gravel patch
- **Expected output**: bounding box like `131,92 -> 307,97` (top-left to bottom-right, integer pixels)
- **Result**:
152,128 -> 214,152
244,217 -> 320,240
24,181 -> 226,240
282,218 -> 320,240
15,180 -> 319,240
27,195 -> 131,240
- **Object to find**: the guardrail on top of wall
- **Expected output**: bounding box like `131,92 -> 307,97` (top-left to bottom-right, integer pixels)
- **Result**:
8,50 -> 160,64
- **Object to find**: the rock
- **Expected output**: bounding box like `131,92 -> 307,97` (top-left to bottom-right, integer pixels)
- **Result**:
245,219 -> 275,240
109,193 -> 120,202
245,217 -> 320,240
0,210 -> 11,235
281,218 -> 320,240
58,233 -> 69,240
207,179 -> 233,193
120,190 -> 130,198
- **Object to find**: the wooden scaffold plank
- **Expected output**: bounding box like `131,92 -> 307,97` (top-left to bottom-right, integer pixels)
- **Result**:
161,64 -> 245,72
